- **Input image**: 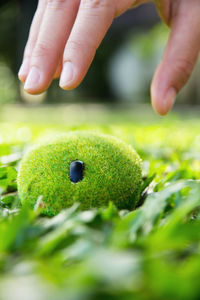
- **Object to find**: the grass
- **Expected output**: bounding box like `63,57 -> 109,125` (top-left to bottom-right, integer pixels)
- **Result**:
1,106 -> 200,299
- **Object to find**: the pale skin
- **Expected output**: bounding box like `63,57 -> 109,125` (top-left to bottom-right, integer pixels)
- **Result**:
18,0 -> 200,115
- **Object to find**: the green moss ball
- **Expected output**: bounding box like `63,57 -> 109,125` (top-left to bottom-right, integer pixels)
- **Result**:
17,131 -> 142,216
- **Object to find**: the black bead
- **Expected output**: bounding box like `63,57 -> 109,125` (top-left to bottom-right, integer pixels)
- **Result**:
69,160 -> 84,183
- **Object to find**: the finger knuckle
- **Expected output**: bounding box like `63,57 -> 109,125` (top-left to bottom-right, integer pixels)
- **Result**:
47,0 -> 67,10
32,42 -> 52,58
174,58 -> 194,83
66,39 -> 97,54
82,0 -> 112,10
67,40 -> 84,52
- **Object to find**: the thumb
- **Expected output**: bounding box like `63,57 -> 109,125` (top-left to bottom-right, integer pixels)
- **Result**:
151,0 -> 200,115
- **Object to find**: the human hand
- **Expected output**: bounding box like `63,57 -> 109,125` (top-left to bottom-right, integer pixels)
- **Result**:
18,0 -> 200,115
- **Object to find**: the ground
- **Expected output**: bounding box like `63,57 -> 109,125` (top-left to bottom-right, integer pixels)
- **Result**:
0,104 -> 200,300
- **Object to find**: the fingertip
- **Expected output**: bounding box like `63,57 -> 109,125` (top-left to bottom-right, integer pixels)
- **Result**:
18,73 -> 26,83
23,66 -> 48,95
53,73 -> 61,80
53,63 -> 62,80
59,81 -> 78,91
151,83 -> 176,116
18,58 -> 30,83
59,61 -> 77,90
23,89 -> 44,95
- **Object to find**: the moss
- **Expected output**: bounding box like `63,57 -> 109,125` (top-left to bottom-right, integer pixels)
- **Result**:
17,131 -> 142,216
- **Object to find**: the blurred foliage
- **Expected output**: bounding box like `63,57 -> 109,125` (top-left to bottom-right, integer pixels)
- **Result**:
0,62 -> 17,104
0,1 -> 18,69
0,112 -> 199,299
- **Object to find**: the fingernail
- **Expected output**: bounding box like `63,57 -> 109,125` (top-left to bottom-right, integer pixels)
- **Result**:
24,67 -> 41,91
18,58 -> 30,81
164,87 -> 176,112
59,62 -> 74,88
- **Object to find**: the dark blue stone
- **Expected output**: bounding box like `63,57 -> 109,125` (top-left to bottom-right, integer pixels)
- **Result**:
69,160 -> 84,183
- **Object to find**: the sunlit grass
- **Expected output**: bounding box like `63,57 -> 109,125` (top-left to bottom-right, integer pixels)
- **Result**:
0,107 -> 200,299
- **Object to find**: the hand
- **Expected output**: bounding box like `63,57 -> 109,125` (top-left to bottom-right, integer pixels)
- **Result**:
18,0 -> 200,115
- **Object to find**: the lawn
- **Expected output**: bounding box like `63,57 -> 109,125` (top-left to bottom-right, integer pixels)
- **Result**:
0,105 -> 200,300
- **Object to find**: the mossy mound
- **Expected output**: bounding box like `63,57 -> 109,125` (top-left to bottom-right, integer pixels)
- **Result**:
17,131 -> 142,216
